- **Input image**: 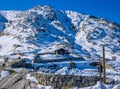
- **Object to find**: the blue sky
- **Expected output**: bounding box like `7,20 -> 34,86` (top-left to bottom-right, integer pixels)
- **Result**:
0,0 -> 120,24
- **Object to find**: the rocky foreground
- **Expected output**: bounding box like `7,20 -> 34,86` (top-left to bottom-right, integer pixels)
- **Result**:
0,71 -> 38,89
0,69 -> 114,89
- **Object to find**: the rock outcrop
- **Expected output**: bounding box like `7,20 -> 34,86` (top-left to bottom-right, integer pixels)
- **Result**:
0,72 -> 38,89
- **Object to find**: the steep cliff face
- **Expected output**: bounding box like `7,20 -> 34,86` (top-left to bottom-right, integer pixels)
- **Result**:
0,5 -> 119,61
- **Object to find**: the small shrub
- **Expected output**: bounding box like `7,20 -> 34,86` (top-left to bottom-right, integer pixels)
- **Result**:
9,59 -> 33,68
0,45 -> 1,49
18,53 -> 24,56
34,54 -> 39,60
0,64 -> 4,70
4,57 -> 9,63
69,61 -> 76,68
64,85 -> 73,89
9,70 -> 15,74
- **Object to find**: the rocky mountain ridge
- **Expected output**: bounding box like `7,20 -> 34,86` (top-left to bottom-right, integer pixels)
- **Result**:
0,5 -> 119,63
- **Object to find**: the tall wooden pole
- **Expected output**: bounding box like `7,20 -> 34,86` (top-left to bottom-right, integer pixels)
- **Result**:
102,45 -> 106,83
98,56 -> 102,78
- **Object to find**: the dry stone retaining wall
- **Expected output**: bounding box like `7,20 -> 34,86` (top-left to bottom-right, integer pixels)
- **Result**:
31,72 -> 99,88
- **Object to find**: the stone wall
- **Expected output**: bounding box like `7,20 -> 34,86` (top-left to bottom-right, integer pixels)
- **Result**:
34,57 -> 84,63
31,72 -> 99,89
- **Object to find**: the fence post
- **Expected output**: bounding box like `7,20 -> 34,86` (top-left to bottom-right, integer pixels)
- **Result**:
102,45 -> 106,83
98,56 -> 102,78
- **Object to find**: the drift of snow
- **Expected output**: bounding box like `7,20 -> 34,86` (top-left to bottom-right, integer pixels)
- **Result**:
37,85 -> 54,89
26,74 -> 38,83
0,70 -> 10,77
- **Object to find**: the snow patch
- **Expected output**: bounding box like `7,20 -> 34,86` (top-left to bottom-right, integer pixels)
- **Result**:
1,70 -> 10,77
26,74 -> 38,83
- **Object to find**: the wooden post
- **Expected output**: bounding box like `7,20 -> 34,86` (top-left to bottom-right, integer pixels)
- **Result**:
102,45 -> 106,83
98,56 -> 102,78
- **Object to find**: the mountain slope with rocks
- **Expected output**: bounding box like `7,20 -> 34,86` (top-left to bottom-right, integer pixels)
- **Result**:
0,5 -> 119,63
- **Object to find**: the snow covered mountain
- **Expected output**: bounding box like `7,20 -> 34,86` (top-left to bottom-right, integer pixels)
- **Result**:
0,5 -> 119,62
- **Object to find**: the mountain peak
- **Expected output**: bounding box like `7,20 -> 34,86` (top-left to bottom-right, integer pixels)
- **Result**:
31,5 -> 54,11
0,6 -> 119,61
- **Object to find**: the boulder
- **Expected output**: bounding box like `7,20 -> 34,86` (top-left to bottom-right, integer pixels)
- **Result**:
0,72 -> 39,89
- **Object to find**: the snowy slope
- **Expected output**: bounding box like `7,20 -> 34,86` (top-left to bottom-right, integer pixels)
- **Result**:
0,5 -> 119,62
66,11 -> 120,60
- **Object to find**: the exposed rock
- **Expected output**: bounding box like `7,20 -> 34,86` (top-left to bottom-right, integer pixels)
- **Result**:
105,63 -> 115,69
0,71 -> 113,89
0,72 -> 38,89
11,79 -> 26,89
